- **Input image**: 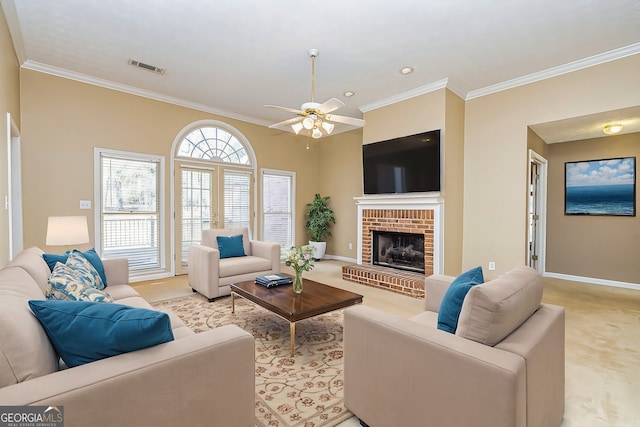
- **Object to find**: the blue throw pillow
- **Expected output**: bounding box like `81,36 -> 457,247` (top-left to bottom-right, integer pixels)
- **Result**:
216,234 -> 246,259
29,300 -> 174,368
437,266 -> 484,333
43,248 -> 108,287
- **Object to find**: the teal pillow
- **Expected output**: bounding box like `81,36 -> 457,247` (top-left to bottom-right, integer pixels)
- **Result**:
29,300 -> 174,368
216,234 -> 246,259
43,248 -> 108,287
437,266 -> 484,333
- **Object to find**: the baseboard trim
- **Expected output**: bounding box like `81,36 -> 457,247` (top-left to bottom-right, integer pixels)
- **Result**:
322,254 -> 357,263
544,272 -> 640,291
129,272 -> 172,283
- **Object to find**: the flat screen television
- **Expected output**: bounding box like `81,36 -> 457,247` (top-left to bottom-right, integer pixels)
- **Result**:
363,129 -> 441,194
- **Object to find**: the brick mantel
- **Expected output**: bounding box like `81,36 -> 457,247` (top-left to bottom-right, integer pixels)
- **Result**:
343,194 -> 444,298
354,194 -> 444,274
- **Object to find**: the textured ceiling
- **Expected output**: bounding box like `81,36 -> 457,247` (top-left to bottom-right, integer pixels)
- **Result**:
2,0 -> 640,141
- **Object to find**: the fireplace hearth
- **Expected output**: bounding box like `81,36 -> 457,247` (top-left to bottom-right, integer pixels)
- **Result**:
373,230 -> 425,273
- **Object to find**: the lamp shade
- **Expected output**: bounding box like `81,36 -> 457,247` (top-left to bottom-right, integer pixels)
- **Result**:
46,216 -> 90,246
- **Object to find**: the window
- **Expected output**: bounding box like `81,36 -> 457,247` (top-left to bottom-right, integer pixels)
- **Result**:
224,170 -> 252,229
177,126 -> 250,164
96,149 -> 164,275
173,121 -> 256,272
262,170 -> 295,257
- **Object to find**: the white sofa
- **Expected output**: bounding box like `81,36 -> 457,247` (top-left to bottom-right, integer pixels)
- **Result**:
0,247 -> 256,427
188,228 -> 281,301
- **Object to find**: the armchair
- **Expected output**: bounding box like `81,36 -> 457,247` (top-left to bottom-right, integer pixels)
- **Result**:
343,266 -> 565,427
188,227 -> 280,301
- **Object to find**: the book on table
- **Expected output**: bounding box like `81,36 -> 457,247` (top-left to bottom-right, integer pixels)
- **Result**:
255,274 -> 293,288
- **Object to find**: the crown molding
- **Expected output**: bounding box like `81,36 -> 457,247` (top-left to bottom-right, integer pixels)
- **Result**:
1,0 -> 27,64
20,60 -> 271,127
360,78 -> 449,113
466,42 -> 640,100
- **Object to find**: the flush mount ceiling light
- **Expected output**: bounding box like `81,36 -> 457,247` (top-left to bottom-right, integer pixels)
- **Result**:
603,123 -> 623,135
400,66 -> 414,75
343,91 -> 355,98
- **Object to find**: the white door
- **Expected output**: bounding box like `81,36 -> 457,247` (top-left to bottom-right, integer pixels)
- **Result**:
527,150 -> 547,274
176,166 -> 218,275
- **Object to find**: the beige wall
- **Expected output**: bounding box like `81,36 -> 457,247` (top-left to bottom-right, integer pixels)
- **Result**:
19,69 -> 330,273
0,7 -> 20,267
464,54 -> 640,280
546,133 -> 640,283
361,88 -> 465,274
317,129 -> 363,259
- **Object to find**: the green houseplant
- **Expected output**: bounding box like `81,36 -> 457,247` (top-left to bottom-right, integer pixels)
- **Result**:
305,193 -> 336,260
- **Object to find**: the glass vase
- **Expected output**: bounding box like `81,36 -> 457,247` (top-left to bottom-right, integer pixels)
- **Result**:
293,269 -> 303,294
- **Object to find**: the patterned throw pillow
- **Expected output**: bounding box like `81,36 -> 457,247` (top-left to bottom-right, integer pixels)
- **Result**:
46,262 -> 113,303
65,250 -> 106,290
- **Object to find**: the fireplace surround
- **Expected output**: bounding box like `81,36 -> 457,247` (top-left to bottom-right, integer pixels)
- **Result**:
342,194 -> 444,298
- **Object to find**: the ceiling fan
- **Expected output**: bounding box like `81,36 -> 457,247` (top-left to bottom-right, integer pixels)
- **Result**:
265,49 -> 365,139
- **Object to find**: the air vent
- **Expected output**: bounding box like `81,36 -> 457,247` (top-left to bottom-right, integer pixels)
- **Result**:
128,59 -> 165,75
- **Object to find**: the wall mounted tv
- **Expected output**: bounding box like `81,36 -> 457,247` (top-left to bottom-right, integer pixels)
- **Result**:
363,129 -> 441,195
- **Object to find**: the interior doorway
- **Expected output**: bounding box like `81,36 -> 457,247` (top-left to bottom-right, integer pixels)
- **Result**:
527,149 -> 548,274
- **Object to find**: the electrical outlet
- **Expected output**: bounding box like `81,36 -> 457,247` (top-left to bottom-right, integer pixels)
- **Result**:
348,243 -> 353,250
488,261 -> 496,271
79,200 -> 92,209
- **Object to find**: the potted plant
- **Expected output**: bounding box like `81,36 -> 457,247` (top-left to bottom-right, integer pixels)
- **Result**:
305,193 -> 336,260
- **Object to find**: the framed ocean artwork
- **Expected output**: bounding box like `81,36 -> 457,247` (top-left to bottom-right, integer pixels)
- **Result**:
565,157 -> 636,216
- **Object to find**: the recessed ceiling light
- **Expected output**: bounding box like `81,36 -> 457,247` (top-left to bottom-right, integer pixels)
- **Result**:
343,91 -> 355,97
603,123 -> 623,135
400,66 -> 414,75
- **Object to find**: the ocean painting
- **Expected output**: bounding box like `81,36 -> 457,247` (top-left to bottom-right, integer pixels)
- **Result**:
565,157 -> 636,216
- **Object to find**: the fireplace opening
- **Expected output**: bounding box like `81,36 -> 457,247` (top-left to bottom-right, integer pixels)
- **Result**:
372,230 -> 425,273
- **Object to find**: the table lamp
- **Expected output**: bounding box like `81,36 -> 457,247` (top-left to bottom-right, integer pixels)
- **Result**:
46,216 -> 90,247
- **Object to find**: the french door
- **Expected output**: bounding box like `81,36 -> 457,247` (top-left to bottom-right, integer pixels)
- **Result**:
176,165 -> 218,275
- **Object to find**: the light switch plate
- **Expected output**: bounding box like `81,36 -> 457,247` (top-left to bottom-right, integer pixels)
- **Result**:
79,200 -> 92,209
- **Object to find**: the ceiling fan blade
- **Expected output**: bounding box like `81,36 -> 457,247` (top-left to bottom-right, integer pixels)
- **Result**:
268,117 -> 302,129
325,114 -> 365,127
265,104 -> 305,115
318,98 -> 345,114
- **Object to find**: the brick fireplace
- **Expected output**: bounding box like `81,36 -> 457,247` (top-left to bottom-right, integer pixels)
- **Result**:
342,194 -> 443,298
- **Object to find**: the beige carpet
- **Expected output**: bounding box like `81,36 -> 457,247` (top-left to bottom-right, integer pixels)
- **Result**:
152,293 -> 353,427
137,261 -> 640,427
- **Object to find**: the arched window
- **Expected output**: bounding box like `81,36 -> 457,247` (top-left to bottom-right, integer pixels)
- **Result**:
172,122 -> 256,274
177,126 -> 251,165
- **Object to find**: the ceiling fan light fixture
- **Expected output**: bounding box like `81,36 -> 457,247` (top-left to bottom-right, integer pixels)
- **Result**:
321,121 -> 334,134
603,123 -> 623,135
312,128 -> 323,139
302,117 -> 315,130
291,122 -> 304,134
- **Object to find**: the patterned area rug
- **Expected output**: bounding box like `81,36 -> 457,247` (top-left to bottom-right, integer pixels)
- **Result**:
152,293 -> 353,427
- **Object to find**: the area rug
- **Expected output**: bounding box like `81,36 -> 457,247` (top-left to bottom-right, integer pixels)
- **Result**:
151,293 -> 353,427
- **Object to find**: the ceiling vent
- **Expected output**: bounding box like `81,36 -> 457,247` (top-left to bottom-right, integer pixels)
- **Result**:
128,59 -> 165,75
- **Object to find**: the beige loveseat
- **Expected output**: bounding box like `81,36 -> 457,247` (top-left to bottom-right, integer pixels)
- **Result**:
0,247 -> 256,427
188,227 -> 280,301
344,266 -> 565,427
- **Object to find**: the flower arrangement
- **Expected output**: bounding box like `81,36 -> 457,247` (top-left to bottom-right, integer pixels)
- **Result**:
285,245 -> 315,273
285,245 -> 314,293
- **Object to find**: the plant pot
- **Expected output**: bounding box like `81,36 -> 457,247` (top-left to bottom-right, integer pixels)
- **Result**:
308,241 -> 326,260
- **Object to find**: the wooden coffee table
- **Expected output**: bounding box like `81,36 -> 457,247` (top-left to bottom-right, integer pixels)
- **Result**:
230,277 -> 363,356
